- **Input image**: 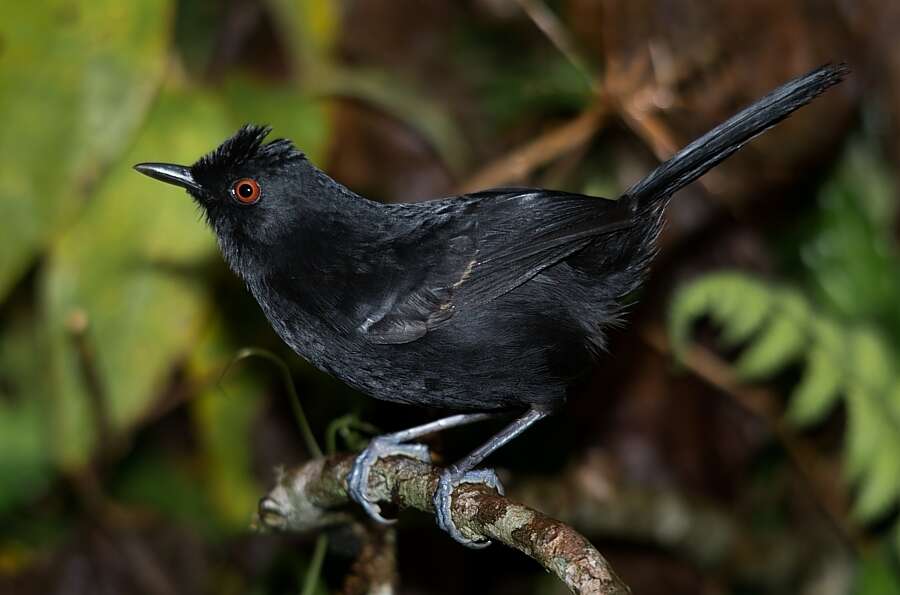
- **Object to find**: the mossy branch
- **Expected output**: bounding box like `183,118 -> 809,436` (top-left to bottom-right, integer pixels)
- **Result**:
256,453 -> 630,595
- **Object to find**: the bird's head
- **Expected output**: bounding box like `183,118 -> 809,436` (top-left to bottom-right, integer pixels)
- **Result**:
134,124 -> 313,271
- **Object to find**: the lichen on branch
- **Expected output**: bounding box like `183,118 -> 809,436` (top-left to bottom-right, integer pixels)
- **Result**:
256,453 -> 630,595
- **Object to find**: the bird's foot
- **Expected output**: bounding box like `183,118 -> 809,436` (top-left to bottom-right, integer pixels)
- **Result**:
347,437 -> 431,523
434,468 -> 505,548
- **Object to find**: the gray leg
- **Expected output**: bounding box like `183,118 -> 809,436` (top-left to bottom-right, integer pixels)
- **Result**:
377,412 -> 497,444
347,412 -> 499,523
434,408 -> 548,548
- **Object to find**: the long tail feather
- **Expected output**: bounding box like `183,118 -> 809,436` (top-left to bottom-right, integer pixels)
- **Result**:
623,63 -> 849,206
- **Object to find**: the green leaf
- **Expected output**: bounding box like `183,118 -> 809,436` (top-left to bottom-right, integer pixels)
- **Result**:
265,0 -> 339,62
787,347 -> 844,426
850,330 -> 894,393
188,319 -> 264,530
667,271 -> 775,361
798,139 -> 900,338
41,89 -> 229,469
668,272 -> 730,357
854,547 -> 900,595
714,277 -> 773,347
0,0 -> 173,298
668,270 -> 900,539
845,377 -> 900,521
891,382 -> 900,425
191,378 -> 261,531
734,290 -> 808,380
808,316 -> 844,354
853,433 -> 900,522
667,280 -> 707,360
843,389 -> 879,483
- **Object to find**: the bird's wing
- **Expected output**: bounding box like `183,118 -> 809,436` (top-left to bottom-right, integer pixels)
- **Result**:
362,189 -> 633,344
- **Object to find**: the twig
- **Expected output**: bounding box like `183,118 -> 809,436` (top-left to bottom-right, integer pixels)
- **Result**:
301,534 -> 329,595
257,455 -> 630,595
456,105 -> 608,193
514,0 -> 596,88
602,54 -> 730,200
512,449 -> 850,591
66,309 -> 115,459
222,347 -> 322,458
614,88 -> 680,159
341,524 -> 398,595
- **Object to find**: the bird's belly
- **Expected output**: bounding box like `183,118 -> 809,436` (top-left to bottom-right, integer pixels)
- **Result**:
335,313 -> 591,410
271,319 -> 579,410
255,283 -> 595,411
333,350 -> 568,411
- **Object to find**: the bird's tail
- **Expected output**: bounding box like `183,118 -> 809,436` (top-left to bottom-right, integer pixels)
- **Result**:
623,63 -> 849,207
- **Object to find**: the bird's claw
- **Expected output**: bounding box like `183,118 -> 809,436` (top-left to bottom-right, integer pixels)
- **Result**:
434,468 -> 505,548
347,437 -> 430,523
349,437 -> 506,548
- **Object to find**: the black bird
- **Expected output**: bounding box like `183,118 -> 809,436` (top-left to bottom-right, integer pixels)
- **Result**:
135,64 -> 847,547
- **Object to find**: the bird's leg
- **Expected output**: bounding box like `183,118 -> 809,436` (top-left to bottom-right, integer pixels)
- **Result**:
347,412 -> 499,523
435,408 -> 548,548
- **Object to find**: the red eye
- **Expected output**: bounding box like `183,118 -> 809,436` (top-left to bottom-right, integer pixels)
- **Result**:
232,178 -> 260,204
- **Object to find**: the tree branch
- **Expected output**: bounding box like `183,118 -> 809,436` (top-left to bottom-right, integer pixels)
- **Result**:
341,524 -> 397,595
455,105 -> 608,194
256,454 -> 630,595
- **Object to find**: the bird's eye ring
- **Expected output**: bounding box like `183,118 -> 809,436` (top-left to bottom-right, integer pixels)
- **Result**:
232,178 -> 261,204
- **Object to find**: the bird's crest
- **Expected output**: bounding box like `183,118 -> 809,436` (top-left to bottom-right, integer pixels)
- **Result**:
192,124 -> 304,179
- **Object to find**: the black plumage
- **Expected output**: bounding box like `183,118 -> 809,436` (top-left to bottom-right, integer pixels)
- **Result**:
135,63 -> 847,546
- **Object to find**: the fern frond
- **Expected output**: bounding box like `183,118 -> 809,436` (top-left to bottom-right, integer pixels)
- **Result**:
668,271 -> 900,551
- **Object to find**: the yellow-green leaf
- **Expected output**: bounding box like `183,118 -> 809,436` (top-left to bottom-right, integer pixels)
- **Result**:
844,388 -> 881,483
734,290 -> 808,380
716,279 -> 772,346
850,330 -> 894,394
265,0 -> 339,63
890,382 -> 900,424
0,0 -> 173,298
669,272 -> 735,359
787,347 -> 844,426
668,271 -> 900,539
187,319 -> 262,531
42,89 -> 229,469
852,416 -> 900,521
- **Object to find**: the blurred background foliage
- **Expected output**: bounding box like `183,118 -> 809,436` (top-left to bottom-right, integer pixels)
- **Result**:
1,1 -> 899,594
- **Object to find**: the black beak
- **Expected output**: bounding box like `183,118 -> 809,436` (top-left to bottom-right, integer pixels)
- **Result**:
133,162 -> 201,192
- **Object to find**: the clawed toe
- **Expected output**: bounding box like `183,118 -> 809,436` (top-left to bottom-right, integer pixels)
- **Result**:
347,434 -> 507,549
434,468 -> 505,548
347,438 -> 431,523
